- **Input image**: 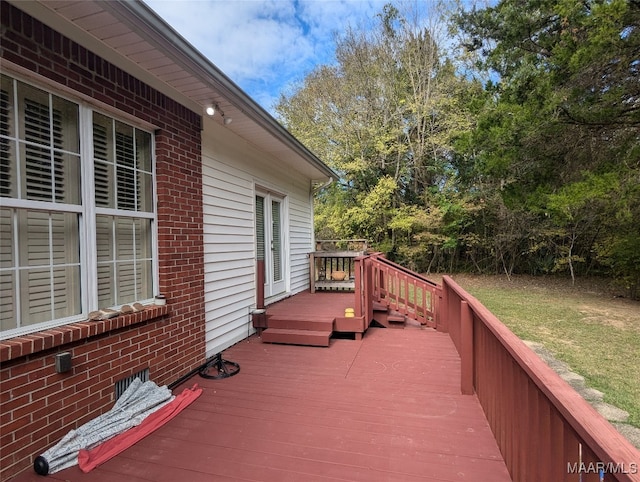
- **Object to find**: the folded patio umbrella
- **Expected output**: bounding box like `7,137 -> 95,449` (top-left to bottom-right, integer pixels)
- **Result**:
78,383 -> 202,472
34,378 -> 174,475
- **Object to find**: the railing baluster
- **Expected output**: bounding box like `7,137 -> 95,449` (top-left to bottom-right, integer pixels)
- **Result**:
360,252 -> 440,328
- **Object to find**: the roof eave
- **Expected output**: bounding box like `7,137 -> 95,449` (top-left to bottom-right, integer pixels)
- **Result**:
101,0 -> 337,181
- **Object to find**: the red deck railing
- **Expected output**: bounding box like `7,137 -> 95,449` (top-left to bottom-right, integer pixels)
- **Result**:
355,253 -> 441,329
352,253 -> 639,481
440,275 -> 640,482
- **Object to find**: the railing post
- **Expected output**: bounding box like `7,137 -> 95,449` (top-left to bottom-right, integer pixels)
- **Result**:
438,279 -> 449,333
256,260 -> 265,309
433,285 -> 442,330
354,256 -> 363,318
365,258 -> 373,324
354,255 -> 373,325
309,252 -> 316,293
460,300 -> 474,395
252,260 -> 268,333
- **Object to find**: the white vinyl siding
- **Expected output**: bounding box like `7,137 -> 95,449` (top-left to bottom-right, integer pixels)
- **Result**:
202,161 -> 255,356
201,121 -> 314,356
289,194 -> 314,292
0,73 -> 156,339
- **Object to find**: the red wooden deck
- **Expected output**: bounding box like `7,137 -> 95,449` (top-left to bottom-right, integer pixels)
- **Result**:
267,290 -> 355,319
10,292 -> 511,482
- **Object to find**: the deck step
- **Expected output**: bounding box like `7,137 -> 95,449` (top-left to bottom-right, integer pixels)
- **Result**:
261,328 -> 331,347
388,314 -> 406,323
267,316 -> 334,332
388,309 -> 405,323
372,301 -> 388,312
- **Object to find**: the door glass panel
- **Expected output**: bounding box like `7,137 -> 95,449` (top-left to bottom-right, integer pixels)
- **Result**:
271,199 -> 282,282
255,195 -> 265,261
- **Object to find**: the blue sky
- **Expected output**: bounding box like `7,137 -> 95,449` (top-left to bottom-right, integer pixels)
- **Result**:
144,0 -> 400,113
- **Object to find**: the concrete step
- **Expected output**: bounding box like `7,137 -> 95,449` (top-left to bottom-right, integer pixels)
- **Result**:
261,328 -> 331,347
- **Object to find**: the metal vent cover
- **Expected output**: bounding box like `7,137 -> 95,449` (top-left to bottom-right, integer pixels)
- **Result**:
114,368 -> 149,400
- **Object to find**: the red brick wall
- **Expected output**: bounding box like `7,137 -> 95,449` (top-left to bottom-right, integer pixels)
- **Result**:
0,3 -> 206,480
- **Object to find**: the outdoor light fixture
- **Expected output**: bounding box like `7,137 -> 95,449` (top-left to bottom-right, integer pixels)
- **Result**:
205,103 -> 232,125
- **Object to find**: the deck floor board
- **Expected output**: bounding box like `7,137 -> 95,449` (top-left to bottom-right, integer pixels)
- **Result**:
10,292 -> 511,482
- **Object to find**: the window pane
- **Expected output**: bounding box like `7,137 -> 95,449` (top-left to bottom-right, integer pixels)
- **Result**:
116,261 -> 136,303
136,260 -> 152,300
53,265 -> 80,319
0,207 -> 15,330
138,172 -> 153,212
0,208 -> 13,268
0,78 -> 17,198
97,263 -> 114,308
115,122 -> 134,167
116,164 -> 136,210
135,129 -> 151,171
115,122 -> 135,210
93,113 -> 114,162
96,215 -> 113,262
51,95 -> 79,154
0,271 -> 16,331
51,212 -> 79,265
93,113 -> 114,208
21,268 -> 52,325
0,139 -> 16,198
134,218 -> 152,258
17,210 -> 81,325
58,151 -> 80,204
21,143 -> 53,202
115,217 -> 133,259
94,159 -> 113,208
18,83 -> 50,144
23,210 -> 50,267
0,75 -> 15,138
17,87 -> 80,204
20,144 -> 80,204
114,218 -> 134,303
94,115 -> 152,213
97,216 -> 152,306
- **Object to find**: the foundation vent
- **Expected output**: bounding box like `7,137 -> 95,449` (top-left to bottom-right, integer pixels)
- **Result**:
114,368 -> 150,400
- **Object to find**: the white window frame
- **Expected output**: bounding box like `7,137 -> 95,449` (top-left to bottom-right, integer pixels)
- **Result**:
0,73 -> 159,340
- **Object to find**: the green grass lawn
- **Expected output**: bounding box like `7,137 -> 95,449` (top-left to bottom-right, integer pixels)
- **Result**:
451,274 -> 640,428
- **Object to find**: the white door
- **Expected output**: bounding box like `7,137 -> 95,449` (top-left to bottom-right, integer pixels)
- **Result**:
256,192 -> 286,298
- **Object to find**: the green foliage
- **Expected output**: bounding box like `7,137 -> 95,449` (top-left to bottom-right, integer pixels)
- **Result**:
279,0 -> 640,297
450,0 -> 640,292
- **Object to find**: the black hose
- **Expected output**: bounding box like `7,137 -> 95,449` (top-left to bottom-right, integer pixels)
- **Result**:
168,352 -> 240,389
167,354 -> 219,390
198,353 -> 240,379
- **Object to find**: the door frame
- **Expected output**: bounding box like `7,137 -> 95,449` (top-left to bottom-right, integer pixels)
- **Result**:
255,187 -> 288,300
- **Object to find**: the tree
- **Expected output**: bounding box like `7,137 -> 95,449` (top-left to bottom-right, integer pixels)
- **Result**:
277,3 -> 475,267
450,0 -> 640,293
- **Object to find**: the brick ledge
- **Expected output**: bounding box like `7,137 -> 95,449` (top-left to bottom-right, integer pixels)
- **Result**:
0,305 -> 170,363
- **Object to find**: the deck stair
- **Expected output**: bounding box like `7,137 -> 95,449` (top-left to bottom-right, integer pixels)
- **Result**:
372,301 -> 406,328
261,315 -> 334,347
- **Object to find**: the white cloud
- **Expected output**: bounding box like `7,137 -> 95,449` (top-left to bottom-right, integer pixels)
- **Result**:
144,0 -> 391,111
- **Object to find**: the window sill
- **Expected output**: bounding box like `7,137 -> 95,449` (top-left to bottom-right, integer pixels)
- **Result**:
0,305 -> 169,363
